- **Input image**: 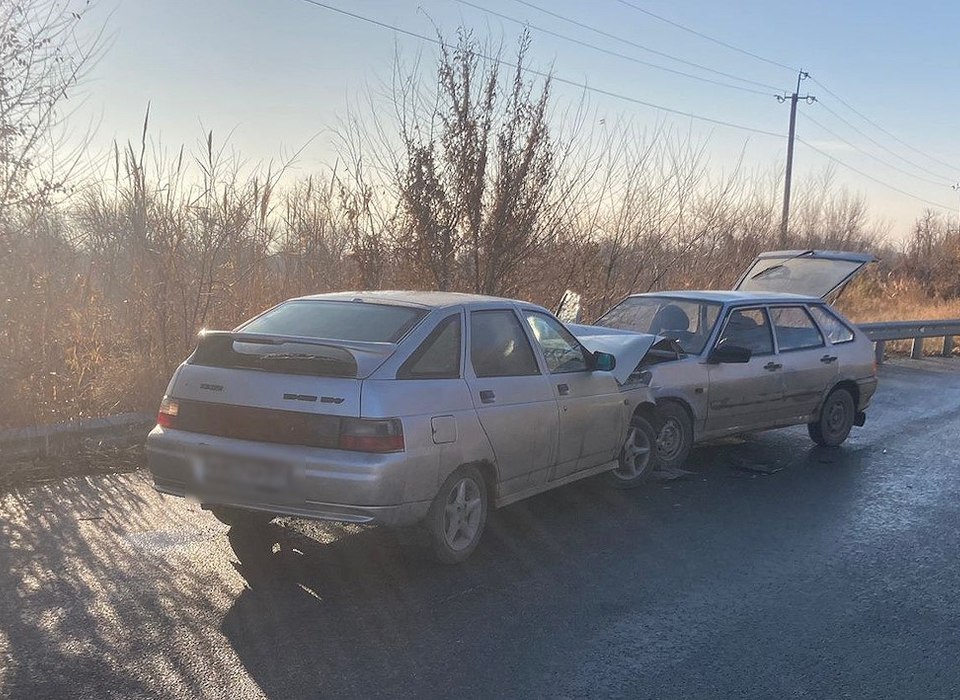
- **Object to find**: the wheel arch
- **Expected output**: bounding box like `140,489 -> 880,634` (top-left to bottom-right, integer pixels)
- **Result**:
823,379 -> 860,413
459,459 -> 499,508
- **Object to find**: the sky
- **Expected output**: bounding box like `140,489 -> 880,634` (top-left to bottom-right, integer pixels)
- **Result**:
73,0 -> 960,236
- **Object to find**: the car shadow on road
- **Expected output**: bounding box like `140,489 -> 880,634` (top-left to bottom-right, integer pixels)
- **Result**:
218,438 -> 875,697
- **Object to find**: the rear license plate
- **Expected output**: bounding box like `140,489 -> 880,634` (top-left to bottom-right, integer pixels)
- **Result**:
193,453 -> 289,492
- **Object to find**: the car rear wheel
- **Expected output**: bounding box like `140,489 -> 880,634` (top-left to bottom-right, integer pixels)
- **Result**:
607,413 -> 659,489
656,401 -> 693,470
808,387 -> 855,447
207,505 -> 274,528
426,465 -> 488,564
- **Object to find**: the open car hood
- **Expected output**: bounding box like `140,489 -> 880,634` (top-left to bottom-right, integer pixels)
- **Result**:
568,323 -> 661,385
733,249 -> 876,300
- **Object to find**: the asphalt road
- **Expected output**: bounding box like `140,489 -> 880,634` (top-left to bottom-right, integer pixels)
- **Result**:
2,358 -> 959,699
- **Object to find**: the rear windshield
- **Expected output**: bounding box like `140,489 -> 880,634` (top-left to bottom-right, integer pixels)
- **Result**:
736,257 -> 863,298
240,300 -> 426,343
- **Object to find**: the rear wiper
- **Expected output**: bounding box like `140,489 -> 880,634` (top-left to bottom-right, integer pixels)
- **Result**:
751,264 -> 785,280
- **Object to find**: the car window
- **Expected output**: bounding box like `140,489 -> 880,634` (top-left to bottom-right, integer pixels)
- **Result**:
398,314 -> 461,379
524,312 -> 589,373
809,305 -> 855,344
241,300 -> 426,342
470,310 -> 541,378
717,307 -> 774,356
596,296 -> 722,354
770,306 -> 824,352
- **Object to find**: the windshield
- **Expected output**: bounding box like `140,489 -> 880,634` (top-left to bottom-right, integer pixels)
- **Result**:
239,300 -> 426,343
595,297 -> 722,354
735,254 -> 869,298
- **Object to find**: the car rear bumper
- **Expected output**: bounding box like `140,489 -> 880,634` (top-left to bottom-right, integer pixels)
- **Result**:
145,425 -> 434,527
856,376 -> 878,411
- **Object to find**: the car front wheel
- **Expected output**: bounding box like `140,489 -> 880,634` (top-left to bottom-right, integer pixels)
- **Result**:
808,387 -> 856,447
426,465 -> 488,564
656,401 -> 693,470
607,413 -> 659,489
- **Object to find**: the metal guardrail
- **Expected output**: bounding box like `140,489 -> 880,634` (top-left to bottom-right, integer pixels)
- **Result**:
859,320 -> 960,364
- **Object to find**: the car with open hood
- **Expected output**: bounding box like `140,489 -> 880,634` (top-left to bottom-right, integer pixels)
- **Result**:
573,250 -> 879,470
146,291 -> 662,563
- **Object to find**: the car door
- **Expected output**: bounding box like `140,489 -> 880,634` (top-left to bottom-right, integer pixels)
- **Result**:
522,310 -> 623,480
465,308 -> 560,498
705,306 -> 785,434
768,305 -> 838,423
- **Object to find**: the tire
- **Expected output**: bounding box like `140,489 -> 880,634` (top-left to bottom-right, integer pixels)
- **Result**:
808,387 -> 856,447
425,465 -> 488,564
655,401 -> 693,471
607,413 -> 660,489
207,505 -> 275,528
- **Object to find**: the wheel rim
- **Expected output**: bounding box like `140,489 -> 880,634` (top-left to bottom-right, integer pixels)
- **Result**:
657,417 -> 684,462
614,424 -> 653,480
825,398 -> 848,435
442,477 -> 483,551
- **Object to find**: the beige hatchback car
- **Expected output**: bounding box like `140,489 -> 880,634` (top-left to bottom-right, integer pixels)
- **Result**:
574,250 -> 880,470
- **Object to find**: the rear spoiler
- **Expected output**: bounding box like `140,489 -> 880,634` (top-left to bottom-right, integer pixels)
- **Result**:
190,331 -> 397,379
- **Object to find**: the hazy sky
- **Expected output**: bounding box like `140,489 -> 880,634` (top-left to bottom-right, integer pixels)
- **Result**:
76,0 -> 960,236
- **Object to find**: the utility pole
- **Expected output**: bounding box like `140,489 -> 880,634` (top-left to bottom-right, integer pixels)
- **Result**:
953,183 -> 960,233
778,70 -> 816,243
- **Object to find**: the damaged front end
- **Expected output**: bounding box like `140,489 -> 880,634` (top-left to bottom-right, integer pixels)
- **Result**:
569,324 -> 683,386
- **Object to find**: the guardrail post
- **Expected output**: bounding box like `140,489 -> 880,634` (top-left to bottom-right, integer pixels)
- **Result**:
910,337 -> 924,359
944,335 -> 955,356
874,341 -> 885,365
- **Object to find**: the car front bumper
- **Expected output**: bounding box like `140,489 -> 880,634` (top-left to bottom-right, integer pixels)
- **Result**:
145,426 -> 434,527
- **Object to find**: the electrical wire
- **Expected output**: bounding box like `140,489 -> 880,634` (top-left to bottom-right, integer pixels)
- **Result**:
803,112 -> 951,188
613,0 -> 797,73
810,76 -> 957,176
507,0 -> 783,93
814,100 -> 955,183
454,0 -> 776,97
293,0 -> 786,138
798,138 -> 955,210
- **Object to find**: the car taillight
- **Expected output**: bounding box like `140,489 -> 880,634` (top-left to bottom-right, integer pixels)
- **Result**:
157,396 -> 179,428
338,417 -> 404,453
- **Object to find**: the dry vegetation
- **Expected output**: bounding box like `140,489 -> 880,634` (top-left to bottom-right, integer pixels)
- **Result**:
0,19 -> 958,429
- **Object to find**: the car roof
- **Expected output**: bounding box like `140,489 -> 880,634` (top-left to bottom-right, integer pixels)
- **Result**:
629,290 -> 822,304
293,290 -> 542,310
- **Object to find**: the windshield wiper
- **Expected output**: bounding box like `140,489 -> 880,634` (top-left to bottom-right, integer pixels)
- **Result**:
751,264 -> 785,280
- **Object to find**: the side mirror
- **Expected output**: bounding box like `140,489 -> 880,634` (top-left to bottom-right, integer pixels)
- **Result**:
707,340 -> 752,364
592,351 -> 616,372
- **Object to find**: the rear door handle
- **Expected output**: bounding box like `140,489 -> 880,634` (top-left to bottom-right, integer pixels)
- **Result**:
557,383 -> 570,396
479,390 -> 496,404
820,355 -> 838,364
764,362 -> 782,371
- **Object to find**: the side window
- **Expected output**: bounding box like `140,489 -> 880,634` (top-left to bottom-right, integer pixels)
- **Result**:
524,312 -> 589,373
770,306 -> 825,352
717,308 -> 774,356
809,305 -> 855,344
470,310 -> 541,378
398,314 -> 461,379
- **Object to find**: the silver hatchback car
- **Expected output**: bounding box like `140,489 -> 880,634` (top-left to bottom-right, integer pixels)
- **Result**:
146,292 -> 662,563
573,250 -> 880,470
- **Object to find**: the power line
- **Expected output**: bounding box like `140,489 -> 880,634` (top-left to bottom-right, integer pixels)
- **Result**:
814,98 -> 955,183
612,0 -> 797,73
798,138 -> 955,211
455,0 -> 776,97
508,0 -> 782,93
803,112 -> 951,188
810,77 -> 958,176
293,0 -> 785,139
